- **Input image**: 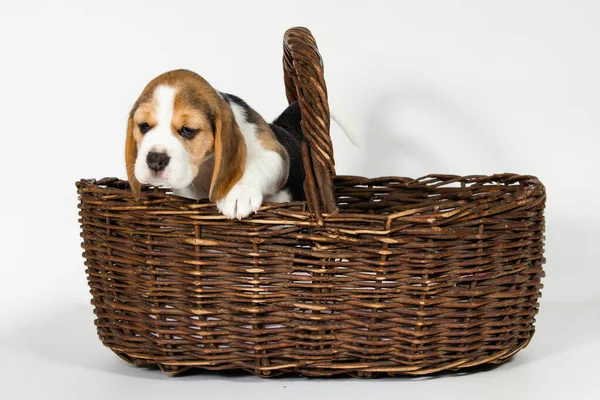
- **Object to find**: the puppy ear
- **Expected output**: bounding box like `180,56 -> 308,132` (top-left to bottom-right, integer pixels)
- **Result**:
125,114 -> 141,198
209,101 -> 247,201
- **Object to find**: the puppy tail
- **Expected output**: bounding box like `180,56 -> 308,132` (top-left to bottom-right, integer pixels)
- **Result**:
330,105 -> 360,147
274,101 -> 360,147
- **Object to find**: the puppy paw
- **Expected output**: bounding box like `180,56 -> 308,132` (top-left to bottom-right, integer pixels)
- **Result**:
216,184 -> 263,219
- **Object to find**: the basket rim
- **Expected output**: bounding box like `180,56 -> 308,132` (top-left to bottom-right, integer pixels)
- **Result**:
77,173 -> 545,194
77,173 -> 546,228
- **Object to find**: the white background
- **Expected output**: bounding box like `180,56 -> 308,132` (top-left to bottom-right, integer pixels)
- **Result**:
1,0 -> 599,399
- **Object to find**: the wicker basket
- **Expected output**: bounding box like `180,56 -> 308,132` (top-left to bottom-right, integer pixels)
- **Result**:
77,27 -> 546,377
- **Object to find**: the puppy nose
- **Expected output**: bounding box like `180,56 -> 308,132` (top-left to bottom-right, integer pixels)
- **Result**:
146,152 -> 170,172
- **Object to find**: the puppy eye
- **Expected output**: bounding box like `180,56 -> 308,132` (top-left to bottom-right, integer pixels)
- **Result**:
179,126 -> 199,139
138,122 -> 152,134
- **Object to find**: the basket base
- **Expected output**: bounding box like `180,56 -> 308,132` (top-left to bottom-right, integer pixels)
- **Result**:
106,335 -> 532,378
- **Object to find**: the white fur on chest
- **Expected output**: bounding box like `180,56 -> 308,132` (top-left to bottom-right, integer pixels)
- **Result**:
229,103 -> 260,155
228,102 -> 286,194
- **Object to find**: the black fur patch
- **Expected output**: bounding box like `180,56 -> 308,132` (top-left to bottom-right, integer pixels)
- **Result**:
272,102 -> 303,142
220,92 -> 261,124
271,102 -> 305,201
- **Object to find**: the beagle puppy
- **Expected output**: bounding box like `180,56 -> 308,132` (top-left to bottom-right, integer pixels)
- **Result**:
125,69 -> 305,219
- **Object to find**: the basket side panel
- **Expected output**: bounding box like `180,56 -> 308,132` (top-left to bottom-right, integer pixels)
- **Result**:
328,174 -> 546,374
77,174 -> 545,377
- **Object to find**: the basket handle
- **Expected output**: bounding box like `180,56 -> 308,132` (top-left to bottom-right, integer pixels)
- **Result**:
283,27 -> 337,222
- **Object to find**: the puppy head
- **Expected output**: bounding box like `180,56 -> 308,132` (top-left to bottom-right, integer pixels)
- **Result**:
125,69 -> 246,200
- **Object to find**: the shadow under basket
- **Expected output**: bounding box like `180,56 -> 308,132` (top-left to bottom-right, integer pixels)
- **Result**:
76,27 -> 546,377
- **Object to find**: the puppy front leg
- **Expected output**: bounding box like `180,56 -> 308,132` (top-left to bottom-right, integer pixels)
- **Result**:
217,151 -> 285,219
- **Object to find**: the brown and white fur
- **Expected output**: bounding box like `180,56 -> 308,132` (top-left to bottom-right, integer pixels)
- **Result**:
125,69 -> 305,219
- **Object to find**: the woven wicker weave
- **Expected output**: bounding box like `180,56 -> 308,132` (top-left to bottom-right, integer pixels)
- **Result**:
77,27 -> 546,377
